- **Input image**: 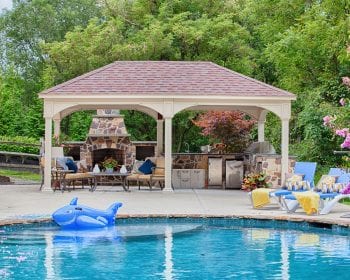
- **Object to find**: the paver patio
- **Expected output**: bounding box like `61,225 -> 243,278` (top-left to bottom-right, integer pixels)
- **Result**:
0,184 -> 349,227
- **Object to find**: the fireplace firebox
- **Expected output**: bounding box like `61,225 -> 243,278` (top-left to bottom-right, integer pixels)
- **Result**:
92,148 -> 125,167
80,110 -> 135,169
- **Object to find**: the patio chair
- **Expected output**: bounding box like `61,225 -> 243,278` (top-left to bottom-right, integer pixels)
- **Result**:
282,172 -> 350,215
281,167 -> 344,211
126,160 -> 145,190
248,161 -> 317,209
129,159 -> 155,190
150,157 -> 165,189
40,156 -> 95,191
138,157 -> 165,190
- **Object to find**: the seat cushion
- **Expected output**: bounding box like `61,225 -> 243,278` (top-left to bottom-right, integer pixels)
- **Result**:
66,173 -> 93,180
138,174 -> 151,181
126,174 -> 140,180
154,167 -> 165,176
138,159 -> 155,175
66,158 -> 78,173
152,175 -> 164,181
156,157 -> 165,168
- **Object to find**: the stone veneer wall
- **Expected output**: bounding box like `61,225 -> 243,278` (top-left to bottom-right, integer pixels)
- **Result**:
89,115 -> 129,136
172,154 -> 208,170
80,136 -> 135,169
249,155 -> 296,188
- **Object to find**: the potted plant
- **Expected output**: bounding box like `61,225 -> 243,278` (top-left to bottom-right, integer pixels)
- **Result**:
241,172 -> 271,192
102,157 -> 118,173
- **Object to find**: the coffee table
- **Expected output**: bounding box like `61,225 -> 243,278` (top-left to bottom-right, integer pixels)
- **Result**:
89,172 -> 131,192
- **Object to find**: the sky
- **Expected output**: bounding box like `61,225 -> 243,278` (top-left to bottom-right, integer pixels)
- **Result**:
0,0 -> 12,11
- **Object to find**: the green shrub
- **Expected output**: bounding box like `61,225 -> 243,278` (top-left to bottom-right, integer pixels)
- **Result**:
0,135 -> 40,154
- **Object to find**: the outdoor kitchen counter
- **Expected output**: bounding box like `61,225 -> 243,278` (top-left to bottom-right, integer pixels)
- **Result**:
173,153 -> 244,155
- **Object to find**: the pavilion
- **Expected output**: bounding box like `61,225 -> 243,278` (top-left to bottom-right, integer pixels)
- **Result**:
39,61 -> 296,191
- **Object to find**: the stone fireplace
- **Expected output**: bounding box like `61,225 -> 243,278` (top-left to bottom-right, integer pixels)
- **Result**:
80,110 -> 135,169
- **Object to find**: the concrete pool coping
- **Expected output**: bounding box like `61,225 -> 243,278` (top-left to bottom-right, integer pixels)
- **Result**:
0,184 -> 349,228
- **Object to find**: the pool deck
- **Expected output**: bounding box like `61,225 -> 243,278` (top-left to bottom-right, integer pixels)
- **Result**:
0,184 -> 349,227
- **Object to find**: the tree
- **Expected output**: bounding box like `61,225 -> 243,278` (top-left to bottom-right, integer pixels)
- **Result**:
193,111 -> 256,153
122,111 -> 156,141
0,0 -> 101,139
0,0 -> 101,86
173,111 -> 209,153
0,70 -> 26,136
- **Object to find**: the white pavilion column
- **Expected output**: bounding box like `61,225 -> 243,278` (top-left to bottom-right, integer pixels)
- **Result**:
281,118 -> 290,184
53,118 -> 61,138
164,117 -> 173,191
157,119 -> 164,156
43,117 -> 53,191
258,121 -> 265,142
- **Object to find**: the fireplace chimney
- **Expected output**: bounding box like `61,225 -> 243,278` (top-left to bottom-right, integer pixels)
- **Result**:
89,109 -> 130,137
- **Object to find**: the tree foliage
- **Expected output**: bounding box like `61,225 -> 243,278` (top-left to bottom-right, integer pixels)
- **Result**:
0,0 -> 349,162
193,111 -> 255,153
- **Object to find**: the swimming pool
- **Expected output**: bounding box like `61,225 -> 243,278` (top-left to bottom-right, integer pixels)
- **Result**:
0,218 -> 349,279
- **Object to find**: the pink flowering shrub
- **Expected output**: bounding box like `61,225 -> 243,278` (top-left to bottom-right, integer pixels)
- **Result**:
341,183 -> 350,195
322,45 -> 350,152
323,75 -> 350,150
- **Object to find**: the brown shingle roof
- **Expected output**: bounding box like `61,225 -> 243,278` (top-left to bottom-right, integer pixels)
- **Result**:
40,61 -> 295,98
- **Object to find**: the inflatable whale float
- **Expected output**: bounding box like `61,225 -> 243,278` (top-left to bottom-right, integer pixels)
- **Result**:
52,197 -> 122,229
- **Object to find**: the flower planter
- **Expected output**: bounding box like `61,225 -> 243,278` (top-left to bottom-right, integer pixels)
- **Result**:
105,167 -> 114,173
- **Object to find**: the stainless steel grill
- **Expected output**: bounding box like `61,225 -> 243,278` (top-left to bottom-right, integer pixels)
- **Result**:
244,141 -> 276,173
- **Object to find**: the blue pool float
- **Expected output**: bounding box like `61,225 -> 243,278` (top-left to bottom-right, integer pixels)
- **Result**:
52,197 -> 122,229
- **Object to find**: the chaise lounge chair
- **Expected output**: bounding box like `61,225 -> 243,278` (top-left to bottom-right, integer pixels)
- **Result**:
248,161 -> 317,209
282,172 -> 350,215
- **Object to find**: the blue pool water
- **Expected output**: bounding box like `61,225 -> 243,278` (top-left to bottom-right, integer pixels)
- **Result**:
0,218 -> 349,279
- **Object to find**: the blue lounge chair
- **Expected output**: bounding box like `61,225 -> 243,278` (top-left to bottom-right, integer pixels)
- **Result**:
272,161 -> 317,197
282,172 -> 350,214
248,162 -> 317,209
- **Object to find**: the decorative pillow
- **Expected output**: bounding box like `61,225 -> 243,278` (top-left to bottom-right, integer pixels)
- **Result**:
286,174 -> 304,184
286,180 -> 309,191
145,157 -> 157,164
132,160 -> 145,174
77,160 -> 88,172
315,175 -> 337,192
332,183 -> 345,193
66,158 -> 78,173
56,157 -> 68,170
300,180 -> 311,191
284,173 -> 304,190
138,159 -> 155,175
320,183 -> 335,193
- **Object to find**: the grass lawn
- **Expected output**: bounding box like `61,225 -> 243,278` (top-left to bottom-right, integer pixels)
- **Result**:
341,198 -> 350,205
0,169 -> 41,182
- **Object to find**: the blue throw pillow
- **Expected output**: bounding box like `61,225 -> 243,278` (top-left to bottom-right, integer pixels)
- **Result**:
138,159 -> 155,175
66,158 -> 78,173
